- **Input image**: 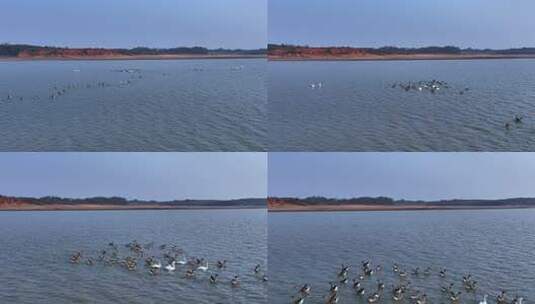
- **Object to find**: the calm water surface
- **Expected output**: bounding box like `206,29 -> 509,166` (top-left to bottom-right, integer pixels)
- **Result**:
0,209 -> 267,303
0,59 -> 266,151
269,59 -> 535,151
268,209 -> 535,303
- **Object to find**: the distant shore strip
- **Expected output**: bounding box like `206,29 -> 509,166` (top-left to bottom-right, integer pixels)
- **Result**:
268,197 -> 535,212
268,44 -> 535,61
268,204 -> 535,212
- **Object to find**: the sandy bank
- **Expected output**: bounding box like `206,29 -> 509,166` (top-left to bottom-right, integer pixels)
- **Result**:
0,204 -> 266,212
268,203 -> 535,212
268,54 -> 535,61
0,54 -> 265,62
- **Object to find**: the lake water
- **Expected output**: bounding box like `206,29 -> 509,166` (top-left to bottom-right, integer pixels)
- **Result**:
268,209 -> 535,303
0,209 -> 267,304
0,59 -> 266,151
269,59 -> 535,151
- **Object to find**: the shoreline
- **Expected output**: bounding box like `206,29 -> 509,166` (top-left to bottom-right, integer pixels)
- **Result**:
268,204 -> 535,212
0,204 -> 266,212
0,54 -> 266,62
268,54 -> 535,62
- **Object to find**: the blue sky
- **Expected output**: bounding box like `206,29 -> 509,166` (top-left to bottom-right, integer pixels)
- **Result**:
0,153 -> 267,200
4,153 -> 535,201
269,0 -> 535,49
0,0 -> 266,49
269,153 -> 535,200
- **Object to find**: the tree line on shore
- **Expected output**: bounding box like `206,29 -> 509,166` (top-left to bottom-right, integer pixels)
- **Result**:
0,195 -> 266,207
268,196 -> 535,206
268,43 -> 535,56
0,43 -> 267,57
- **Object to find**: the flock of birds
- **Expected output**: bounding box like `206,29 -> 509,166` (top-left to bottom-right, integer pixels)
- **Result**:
391,79 -> 530,132
390,80 -> 470,95
2,70 -> 531,137
0,64 -> 246,103
69,240 -> 267,289
0,68 -> 143,103
290,260 -> 525,304
504,115 -> 525,130
307,78 -> 530,135
309,82 -> 324,89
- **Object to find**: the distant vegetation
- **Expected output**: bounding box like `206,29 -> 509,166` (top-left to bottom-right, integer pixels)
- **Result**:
269,196 -> 535,207
268,43 -> 535,57
0,43 -> 267,57
0,195 -> 266,207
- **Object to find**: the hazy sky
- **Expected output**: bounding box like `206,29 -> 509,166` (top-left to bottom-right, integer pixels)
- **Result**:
0,153 -> 266,201
269,153 -> 535,200
0,0 -> 266,49
269,0 -> 535,49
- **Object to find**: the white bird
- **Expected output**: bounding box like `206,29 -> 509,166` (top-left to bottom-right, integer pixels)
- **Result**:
150,261 -> 162,269
310,82 -> 323,89
478,295 -> 488,304
197,261 -> 209,271
177,256 -> 187,265
512,297 -> 524,304
164,261 -> 176,271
